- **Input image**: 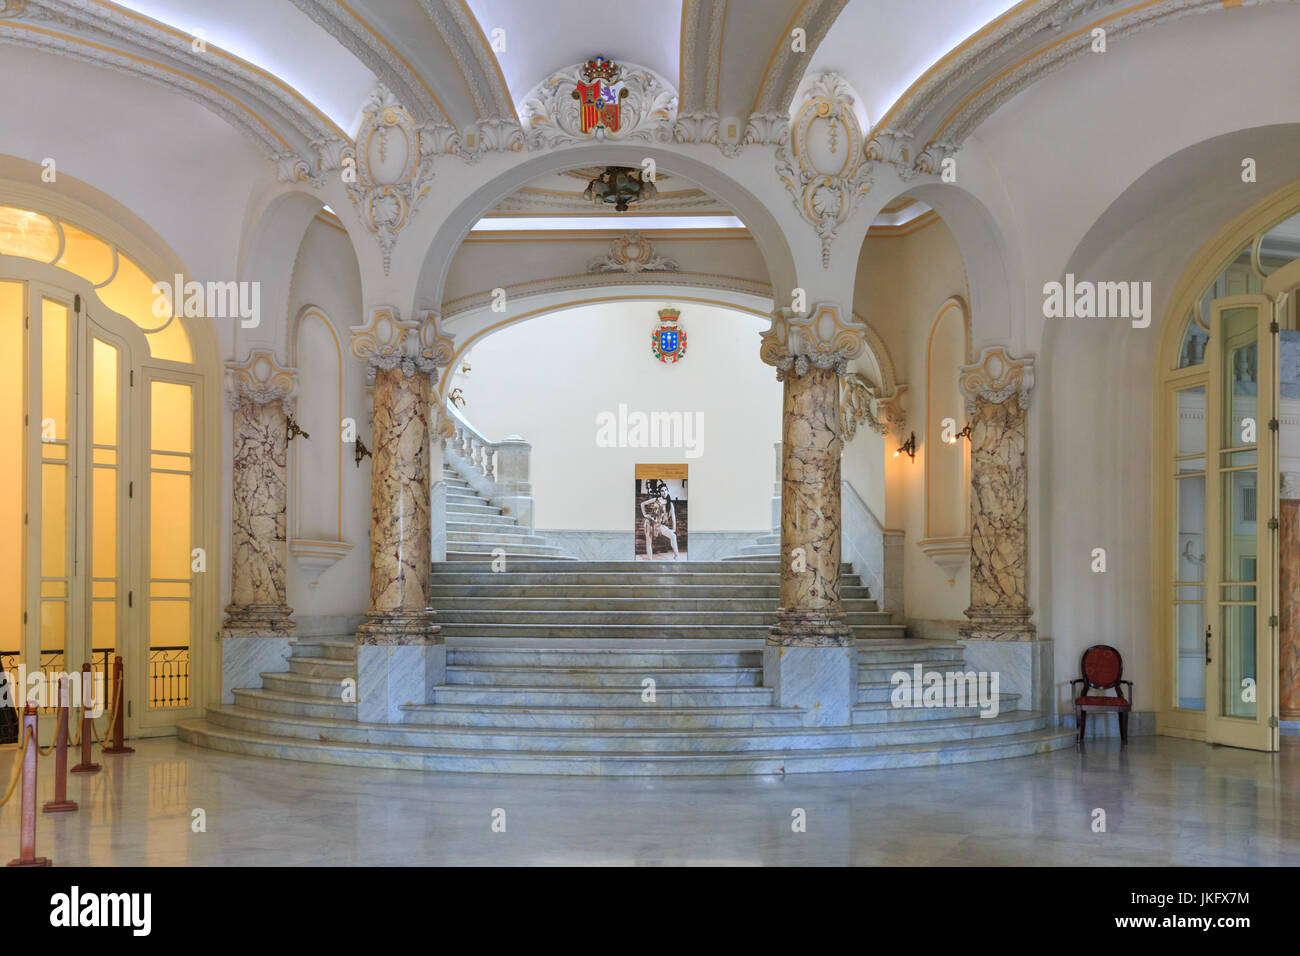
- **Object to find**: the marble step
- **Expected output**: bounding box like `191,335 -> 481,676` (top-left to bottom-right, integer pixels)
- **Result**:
432,608 -> 895,626
288,639 -> 357,661
433,559 -> 852,574
176,719 -> 1077,775
429,596 -> 880,612
196,706 -> 1052,753
231,687 -> 357,720
443,541 -> 569,556
853,641 -> 963,662
445,529 -> 555,545
855,658 -> 988,681
428,571 -> 864,586
430,683 -> 777,708
853,689 -> 1020,713
445,514 -> 518,528
399,701 -> 806,729
261,671 -> 352,700
434,622 -> 907,640
446,503 -> 506,518
286,655 -> 356,678
426,584 -> 874,600
446,647 -> 763,668
445,550 -> 576,561
445,664 -> 764,688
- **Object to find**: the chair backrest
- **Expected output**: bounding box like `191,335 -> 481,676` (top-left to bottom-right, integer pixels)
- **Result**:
1080,644 -> 1124,692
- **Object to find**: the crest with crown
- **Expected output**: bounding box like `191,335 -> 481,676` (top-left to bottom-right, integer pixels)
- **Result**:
651,307 -> 686,364
581,56 -> 621,83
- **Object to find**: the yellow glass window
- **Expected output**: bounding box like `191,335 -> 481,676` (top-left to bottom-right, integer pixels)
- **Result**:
0,206 -> 59,262
93,338 -> 118,446
55,225 -> 116,286
151,381 -> 193,454
41,298 -> 68,444
98,253 -> 192,363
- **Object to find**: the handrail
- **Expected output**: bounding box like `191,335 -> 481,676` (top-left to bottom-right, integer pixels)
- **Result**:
444,402 -> 500,483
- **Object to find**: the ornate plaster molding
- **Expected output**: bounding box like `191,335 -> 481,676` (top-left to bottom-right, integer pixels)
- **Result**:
840,372 -> 885,441
959,346 -> 1036,414
226,349 -> 297,411
876,383 -> 909,436
775,73 -> 873,267
344,85 -> 457,273
760,302 -> 868,377
587,232 -> 680,274
751,0 -> 850,116
419,0 -> 516,121
519,60 -> 678,148
350,307 -> 454,381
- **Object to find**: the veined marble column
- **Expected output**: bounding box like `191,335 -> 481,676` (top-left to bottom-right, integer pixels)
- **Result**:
1280,474 -> 1300,722
350,308 -> 453,722
223,351 -> 296,639
221,351 -> 296,703
957,347 -> 1036,642
759,304 -> 868,725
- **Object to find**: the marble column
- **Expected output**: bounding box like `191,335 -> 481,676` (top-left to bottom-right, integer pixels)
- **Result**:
350,308 -> 453,722
759,304 -> 868,725
221,351 -> 296,701
1280,475 -> 1300,721
957,347 -> 1036,642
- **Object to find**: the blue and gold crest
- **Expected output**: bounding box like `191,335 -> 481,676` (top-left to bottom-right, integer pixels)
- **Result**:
650,307 -> 686,364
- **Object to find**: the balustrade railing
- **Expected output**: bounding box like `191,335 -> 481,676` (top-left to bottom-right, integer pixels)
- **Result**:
441,403 -> 534,530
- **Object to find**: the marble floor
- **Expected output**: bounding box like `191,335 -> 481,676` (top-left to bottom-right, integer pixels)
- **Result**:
1,736 -> 1296,865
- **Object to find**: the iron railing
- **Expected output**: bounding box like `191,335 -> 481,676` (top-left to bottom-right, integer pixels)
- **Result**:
0,645 -> 189,709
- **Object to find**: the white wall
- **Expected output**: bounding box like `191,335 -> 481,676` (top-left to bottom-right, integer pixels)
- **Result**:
455,301 -> 781,531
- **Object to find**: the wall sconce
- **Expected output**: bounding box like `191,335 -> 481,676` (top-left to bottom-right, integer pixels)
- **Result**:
354,436 -> 372,467
945,422 -> 973,445
285,414 -> 310,445
893,432 -> 916,461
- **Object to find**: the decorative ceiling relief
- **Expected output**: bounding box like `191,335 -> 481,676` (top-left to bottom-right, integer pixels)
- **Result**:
349,307 -> 455,382
520,56 -> 677,148
775,73 -> 873,267
344,85 -> 459,273
759,302 -> 869,378
587,232 -> 679,274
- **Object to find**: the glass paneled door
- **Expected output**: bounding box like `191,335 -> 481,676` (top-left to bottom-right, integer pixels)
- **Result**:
1204,296 -> 1279,751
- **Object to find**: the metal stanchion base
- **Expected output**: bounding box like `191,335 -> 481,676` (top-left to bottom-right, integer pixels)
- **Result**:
42,800 -> 77,813
70,763 -> 101,774
101,745 -> 134,754
6,857 -> 52,867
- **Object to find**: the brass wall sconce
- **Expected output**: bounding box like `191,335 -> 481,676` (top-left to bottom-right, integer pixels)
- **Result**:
285,414 -> 310,445
354,436 -> 372,467
893,432 -> 916,461
945,422 -> 973,444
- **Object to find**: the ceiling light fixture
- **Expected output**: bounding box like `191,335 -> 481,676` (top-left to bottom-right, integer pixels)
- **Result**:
583,166 -> 657,212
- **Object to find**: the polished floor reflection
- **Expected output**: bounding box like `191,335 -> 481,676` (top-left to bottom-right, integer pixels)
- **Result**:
1,736 -> 1296,865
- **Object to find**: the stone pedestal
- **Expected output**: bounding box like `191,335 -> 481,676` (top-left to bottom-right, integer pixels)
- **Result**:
223,353 -> 296,641
358,641 -> 446,723
957,347 -> 1036,642
357,364 -> 440,645
764,353 -> 857,725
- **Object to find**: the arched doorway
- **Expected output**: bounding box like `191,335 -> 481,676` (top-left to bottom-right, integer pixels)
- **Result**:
0,201 -> 215,737
1156,189 -> 1300,751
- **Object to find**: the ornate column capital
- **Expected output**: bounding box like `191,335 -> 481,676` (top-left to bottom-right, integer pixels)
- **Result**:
760,302 -> 868,378
959,345 -> 1035,415
225,349 -> 296,412
349,306 -> 454,382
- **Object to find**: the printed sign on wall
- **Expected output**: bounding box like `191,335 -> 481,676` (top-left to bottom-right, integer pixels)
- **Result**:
635,463 -> 687,560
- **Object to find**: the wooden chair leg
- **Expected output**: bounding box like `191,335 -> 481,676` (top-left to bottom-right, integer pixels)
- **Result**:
1118,712 -> 1128,746
1076,708 -> 1086,743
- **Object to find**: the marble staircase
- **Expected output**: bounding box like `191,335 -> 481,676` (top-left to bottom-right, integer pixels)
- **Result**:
179,558 -> 1074,774
442,464 -> 571,561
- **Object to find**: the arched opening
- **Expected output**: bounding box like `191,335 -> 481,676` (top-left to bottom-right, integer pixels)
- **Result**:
0,194 -> 219,736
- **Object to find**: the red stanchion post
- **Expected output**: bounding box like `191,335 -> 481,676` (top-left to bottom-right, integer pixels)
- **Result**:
101,655 -> 133,755
42,675 -> 77,814
71,662 -> 101,774
7,704 -> 51,867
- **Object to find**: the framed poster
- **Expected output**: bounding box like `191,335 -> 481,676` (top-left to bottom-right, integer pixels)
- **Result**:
635,464 -> 687,560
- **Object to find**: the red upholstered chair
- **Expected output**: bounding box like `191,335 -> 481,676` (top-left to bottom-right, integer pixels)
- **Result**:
1071,645 -> 1133,745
